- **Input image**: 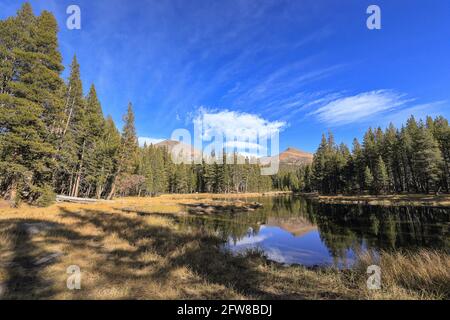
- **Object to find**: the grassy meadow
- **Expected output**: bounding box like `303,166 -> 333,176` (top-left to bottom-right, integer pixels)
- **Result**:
0,194 -> 449,300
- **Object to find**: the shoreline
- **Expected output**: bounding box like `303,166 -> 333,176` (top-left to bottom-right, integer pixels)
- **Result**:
4,190 -> 450,211
297,193 -> 450,208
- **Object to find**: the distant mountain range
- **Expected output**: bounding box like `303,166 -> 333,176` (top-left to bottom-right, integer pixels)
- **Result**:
154,140 -> 313,167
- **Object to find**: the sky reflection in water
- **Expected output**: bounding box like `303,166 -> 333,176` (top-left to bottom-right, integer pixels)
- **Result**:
182,196 -> 449,267
226,225 -> 359,267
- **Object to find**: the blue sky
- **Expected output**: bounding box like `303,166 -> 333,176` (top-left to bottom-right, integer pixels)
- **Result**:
1,0 -> 450,153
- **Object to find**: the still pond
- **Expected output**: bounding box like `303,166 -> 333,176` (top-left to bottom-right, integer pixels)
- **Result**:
180,196 -> 449,267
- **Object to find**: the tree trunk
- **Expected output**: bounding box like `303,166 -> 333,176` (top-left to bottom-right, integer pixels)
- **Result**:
73,172 -> 81,197
8,179 -> 18,206
107,175 -> 117,200
86,184 -> 91,198
96,185 -> 103,199
68,173 -> 74,196
72,139 -> 86,198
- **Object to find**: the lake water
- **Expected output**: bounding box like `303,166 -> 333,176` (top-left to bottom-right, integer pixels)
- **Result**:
180,196 -> 450,267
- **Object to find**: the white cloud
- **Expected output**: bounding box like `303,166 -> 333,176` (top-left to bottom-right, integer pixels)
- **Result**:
193,108 -> 286,157
195,108 -> 286,139
264,247 -> 288,264
138,137 -> 164,147
232,234 -> 269,246
309,90 -> 410,125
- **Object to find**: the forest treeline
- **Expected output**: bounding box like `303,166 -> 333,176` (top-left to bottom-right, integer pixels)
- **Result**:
276,116 -> 450,195
1,4 -> 449,207
0,4 -> 272,206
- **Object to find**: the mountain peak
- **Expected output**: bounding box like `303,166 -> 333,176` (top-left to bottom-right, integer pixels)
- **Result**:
278,147 -> 313,165
285,147 -> 302,153
259,147 -> 313,167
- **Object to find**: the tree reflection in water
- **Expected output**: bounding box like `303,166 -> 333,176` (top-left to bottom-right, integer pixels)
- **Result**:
178,196 -> 450,266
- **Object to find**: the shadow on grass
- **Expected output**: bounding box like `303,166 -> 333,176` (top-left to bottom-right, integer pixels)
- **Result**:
1,208 -> 357,299
61,208 -> 281,299
0,219 -> 94,299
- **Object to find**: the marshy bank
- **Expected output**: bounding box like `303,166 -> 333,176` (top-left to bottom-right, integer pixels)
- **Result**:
299,193 -> 450,207
0,194 -> 449,300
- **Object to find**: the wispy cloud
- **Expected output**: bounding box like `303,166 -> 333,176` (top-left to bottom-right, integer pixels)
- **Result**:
263,90 -> 346,121
308,90 -> 411,126
229,62 -> 343,113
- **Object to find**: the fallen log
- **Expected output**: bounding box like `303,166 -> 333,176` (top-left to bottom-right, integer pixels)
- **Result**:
56,195 -> 106,204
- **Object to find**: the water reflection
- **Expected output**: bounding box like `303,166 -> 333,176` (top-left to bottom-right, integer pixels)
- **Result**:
179,196 -> 450,267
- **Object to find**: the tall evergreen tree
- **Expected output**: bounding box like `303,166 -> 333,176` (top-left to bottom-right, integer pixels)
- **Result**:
411,120 -> 443,193
107,102 -> 138,199
82,85 -> 107,197
363,128 -> 377,172
373,156 -> 389,194
62,56 -> 86,197
351,138 -> 365,192
364,166 -> 374,192
429,116 -> 450,192
0,4 -> 63,204
93,116 -> 120,198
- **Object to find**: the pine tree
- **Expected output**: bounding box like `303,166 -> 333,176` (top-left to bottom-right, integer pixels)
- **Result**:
120,102 -> 138,174
404,116 -> 420,192
382,123 -> 399,193
363,128 -> 377,172
65,56 -> 87,197
303,165 -> 313,192
93,116 -> 120,198
34,10 -> 65,137
83,85 -> 106,196
153,146 -> 168,193
174,164 -> 188,193
430,116 -> 450,192
351,138 -> 365,192
364,166 -> 374,193
107,103 -> 138,199
373,156 -> 389,194
312,134 -> 328,193
411,121 -> 443,193
336,143 -> 350,194
0,4 -> 62,204
213,161 -> 225,193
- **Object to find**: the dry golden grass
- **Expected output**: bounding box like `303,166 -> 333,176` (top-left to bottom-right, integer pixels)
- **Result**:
0,194 -> 448,300
354,250 -> 450,299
